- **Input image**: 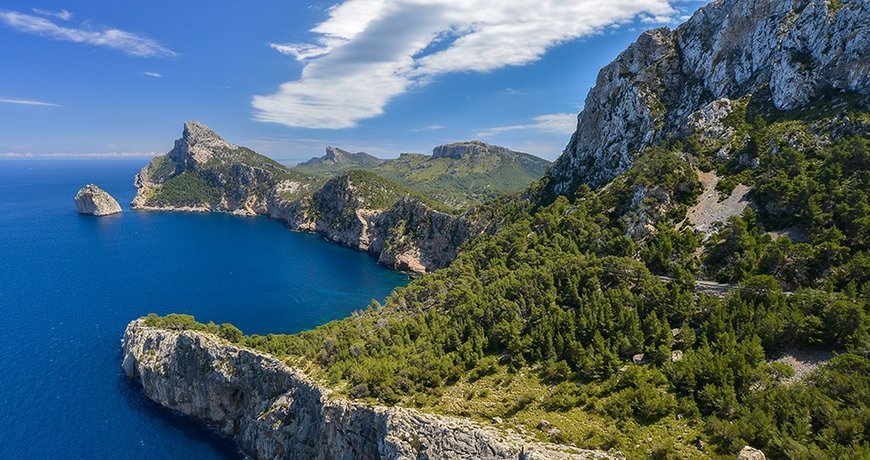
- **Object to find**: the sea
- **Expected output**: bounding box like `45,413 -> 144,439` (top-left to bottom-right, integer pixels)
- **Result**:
0,159 -> 409,459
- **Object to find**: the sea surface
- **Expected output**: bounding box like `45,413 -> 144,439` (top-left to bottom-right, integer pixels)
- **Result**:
0,159 -> 409,459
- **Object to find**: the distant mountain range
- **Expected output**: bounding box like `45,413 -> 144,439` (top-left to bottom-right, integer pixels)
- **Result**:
296,140 -> 550,209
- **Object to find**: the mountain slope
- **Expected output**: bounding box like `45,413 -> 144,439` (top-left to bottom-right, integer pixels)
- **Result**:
297,146 -> 385,171
294,140 -> 551,209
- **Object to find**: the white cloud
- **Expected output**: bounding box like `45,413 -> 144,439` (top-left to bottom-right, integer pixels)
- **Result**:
411,124 -> 445,131
0,97 -> 60,107
475,113 -> 578,138
32,8 -> 72,21
0,9 -> 176,57
143,71 -> 162,78
254,0 -> 677,129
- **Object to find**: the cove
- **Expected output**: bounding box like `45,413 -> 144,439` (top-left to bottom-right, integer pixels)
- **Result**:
0,159 -> 409,459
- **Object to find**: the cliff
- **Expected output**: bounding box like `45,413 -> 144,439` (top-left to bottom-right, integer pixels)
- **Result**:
547,0 -> 869,195
122,320 -> 613,460
132,122 -> 477,273
75,184 -> 122,216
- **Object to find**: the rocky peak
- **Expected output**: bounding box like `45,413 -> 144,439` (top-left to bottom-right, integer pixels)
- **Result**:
322,146 -> 351,164
170,121 -> 238,170
182,120 -> 223,143
298,146 -> 384,168
547,0 -> 869,195
433,140 -> 495,159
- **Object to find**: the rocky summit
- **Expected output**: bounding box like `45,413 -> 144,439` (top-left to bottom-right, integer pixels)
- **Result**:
547,0 -> 869,195
74,184 -> 122,216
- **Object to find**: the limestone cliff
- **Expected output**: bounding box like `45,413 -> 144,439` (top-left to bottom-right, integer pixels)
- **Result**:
75,184 -> 122,216
547,0 -> 869,195
133,122 -> 476,272
122,320 -> 612,460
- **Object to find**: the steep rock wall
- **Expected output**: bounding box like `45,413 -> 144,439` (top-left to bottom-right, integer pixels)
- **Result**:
121,320 -> 613,460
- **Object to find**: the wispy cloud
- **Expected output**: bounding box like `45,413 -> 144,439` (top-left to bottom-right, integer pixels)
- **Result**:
254,0 -> 678,129
32,8 -> 72,21
411,124 -> 445,132
476,113 -> 578,138
0,9 -> 176,57
142,71 -> 162,78
0,97 -> 60,107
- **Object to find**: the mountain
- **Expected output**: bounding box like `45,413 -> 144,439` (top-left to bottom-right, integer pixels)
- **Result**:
546,0 -> 868,196
297,146 -> 385,170
296,140 -> 551,209
128,1 -> 868,459
133,122 -> 477,272
373,141 -> 550,209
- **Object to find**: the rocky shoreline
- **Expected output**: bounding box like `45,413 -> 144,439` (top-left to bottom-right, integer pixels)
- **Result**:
121,320 -> 615,460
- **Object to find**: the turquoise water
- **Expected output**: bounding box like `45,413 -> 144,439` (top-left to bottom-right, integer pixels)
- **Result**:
0,159 -> 408,458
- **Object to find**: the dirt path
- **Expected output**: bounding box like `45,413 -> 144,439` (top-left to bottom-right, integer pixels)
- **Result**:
684,170 -> 751,236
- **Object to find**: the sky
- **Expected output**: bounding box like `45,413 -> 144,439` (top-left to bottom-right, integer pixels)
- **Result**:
0,1 -> 709,162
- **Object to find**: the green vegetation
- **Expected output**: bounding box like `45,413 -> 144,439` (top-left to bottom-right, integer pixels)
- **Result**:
148,172 -> 221,207
149,183 -> 867,458
338,170 -> 455,213
294,144 -> 550,209
145,99 -> 867,458
142,313 -> 243,343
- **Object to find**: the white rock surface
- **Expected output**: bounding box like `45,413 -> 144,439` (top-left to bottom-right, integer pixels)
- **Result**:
74,184 -> 122,216
549,0 -> 869,195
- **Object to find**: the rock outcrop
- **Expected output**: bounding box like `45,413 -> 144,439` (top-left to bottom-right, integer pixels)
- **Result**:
548,0 -> 869,195
298,146 -> 384,169
133,122 -> 477,273
74,184 -> 122,216
737,446 -> 766,460
122,320 -> 612,460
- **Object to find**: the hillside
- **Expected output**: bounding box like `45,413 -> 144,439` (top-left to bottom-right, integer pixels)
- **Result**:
296,146 -> 385,171
295,140 -> 551,209
131,0 -> 868,459
132,122 -> 476,272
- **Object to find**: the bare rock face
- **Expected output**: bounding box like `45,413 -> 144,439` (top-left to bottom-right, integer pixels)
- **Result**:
738,446 -> 766,460
74,184 -> 122,216
122,320 -> 612,460
548,0 -> 869,195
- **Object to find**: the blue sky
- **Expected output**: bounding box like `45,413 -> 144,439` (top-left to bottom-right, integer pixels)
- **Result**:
0,1 -> 708,161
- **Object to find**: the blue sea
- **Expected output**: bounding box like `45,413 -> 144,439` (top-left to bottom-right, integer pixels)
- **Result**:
0,159 -> 409,459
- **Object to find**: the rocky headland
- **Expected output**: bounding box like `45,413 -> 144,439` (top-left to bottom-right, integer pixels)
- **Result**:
74,184 -> 122,216
122,320 -> 614,460
131,122 -> 479,273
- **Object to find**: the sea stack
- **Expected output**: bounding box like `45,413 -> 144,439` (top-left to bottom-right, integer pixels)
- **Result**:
75,184 -> 122,216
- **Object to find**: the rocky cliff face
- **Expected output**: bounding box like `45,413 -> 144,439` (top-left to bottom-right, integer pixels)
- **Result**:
74,184 -> 122,216
548,0 -> 869,195
133,122 -> 475,273
122,320 -> 611,460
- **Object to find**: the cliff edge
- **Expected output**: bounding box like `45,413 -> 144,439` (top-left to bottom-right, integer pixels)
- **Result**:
121,320 -> 614,460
